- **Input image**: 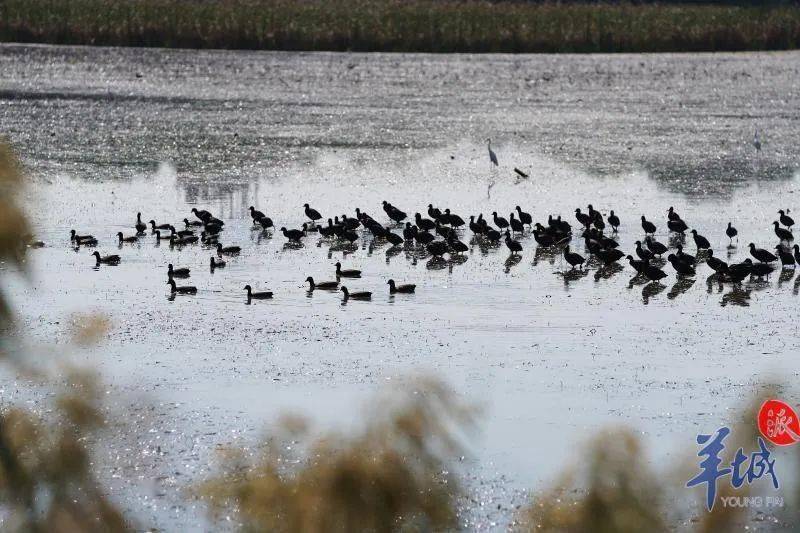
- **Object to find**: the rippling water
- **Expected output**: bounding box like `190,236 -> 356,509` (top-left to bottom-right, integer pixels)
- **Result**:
2,44 -> 800,529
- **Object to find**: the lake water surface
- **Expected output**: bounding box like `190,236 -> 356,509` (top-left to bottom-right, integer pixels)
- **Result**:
2,44 -> 800,530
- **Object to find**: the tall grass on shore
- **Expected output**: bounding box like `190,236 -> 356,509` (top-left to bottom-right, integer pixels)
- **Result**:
1,0 -> 799,53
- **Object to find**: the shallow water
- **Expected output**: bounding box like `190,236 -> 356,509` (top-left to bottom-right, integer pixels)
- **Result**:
2,44 -> 800,530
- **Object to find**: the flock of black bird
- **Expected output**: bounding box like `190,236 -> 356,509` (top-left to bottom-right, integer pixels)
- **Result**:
67,200 -> 800,303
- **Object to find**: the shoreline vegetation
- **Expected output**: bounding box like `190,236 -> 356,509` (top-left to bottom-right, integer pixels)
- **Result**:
1,0 -> 799,53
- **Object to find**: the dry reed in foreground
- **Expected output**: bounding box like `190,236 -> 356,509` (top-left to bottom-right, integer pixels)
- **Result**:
0,140 -> 128,532
199,377 -> 475,532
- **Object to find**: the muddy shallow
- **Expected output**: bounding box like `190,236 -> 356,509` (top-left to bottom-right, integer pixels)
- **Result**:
2,44 -> 800,530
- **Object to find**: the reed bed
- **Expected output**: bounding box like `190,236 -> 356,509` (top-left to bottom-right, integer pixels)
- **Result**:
1,0 -> 799,53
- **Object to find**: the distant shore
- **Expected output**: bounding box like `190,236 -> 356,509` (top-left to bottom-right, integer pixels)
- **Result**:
1,0 -> 799,53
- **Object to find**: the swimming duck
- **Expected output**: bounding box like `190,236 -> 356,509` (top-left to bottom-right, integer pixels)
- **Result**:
727,259 -> 752,283
587,204 -> 601,224
668,254 -> 696,277
306,276 -> 339,291
667,218 -> 688,234
249,206 -> 266,221
404,223 -> 418,241
427,204 -> 442,221
493,212 -> 509,230
485,228 -> 502,243
70,230 -> 96,244
426,240 -> 448,257
447,237 -> 468,255
191,208 -> 212,222
385,231 -> 404,247
91,251 -> 120,265
641,216 -> 656,235
773,221 -> 793,242
593,216 -> 605,232
385,203 -> 407,224
532,226 -> 555,247
550,215 -> 571,234
135,213 -> 147,234
117,232 -> 139,243
168,264 -> 190,278
415,213 -> 436,232
244,285 -> 272,300
594,233 -> 616,250
705,250 -> 728,274
149,220 -> 171,231
435,221 -> 455,241
645,236 -> 667,257
504,231 -> 522,255
415,231 -> 435,245
509,214 -> 524,235
749,243 -> 777,263
340,286 -> 371,301
574,208 -> 592,228
779,209 -> 794,229
340,215 -> 360,230
516,206 -> 532,227
335,262 -> 361,278
304,204 -> 322,222
169,225 -> 195,238
607,210 -> 620,232
319,219 -> 337,238
167,279 -> 196,294
388,279 -> 416,294
203,223 -> 223,237
626,255 -> 646,274
170,234 -> 199,246
281,227 -> 305,242
667,207 -> 681,222
563,245 -> 585,270
635,241 -> 653,262
258,217 -> 274,230
726,222 -> 738,243
444,209 -> 465,228
583,235 -> 602,255
364,220 -> 386,238
216,243 -> 241,256
596,248 -> 624,265
210,256 -> 226,270
691,229 -> 711,250
750,262 -> 775,279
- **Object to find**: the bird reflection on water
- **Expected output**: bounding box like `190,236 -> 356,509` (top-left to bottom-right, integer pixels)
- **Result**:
593,262 -> 623,282
642,281 -> 667,304
504,254 -> 522,273
532,245 -> 560,266
721,286 -> 751,307
559,268 -> 590,288
667,278 -> 695,300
